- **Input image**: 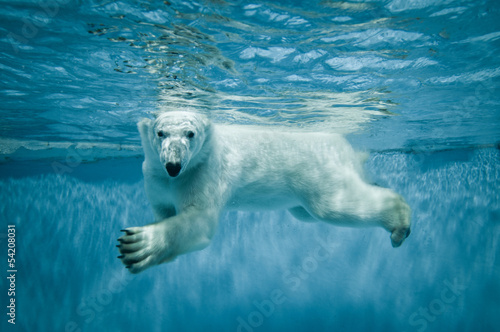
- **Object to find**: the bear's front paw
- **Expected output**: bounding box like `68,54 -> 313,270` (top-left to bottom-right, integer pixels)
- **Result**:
117,223 -> 175,274
385,195 -> 411,248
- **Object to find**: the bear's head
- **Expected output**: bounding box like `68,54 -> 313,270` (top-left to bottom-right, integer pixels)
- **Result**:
151,111 -> 211,178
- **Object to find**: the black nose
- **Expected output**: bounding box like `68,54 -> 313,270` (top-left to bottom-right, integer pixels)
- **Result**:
166,163 -> 181,177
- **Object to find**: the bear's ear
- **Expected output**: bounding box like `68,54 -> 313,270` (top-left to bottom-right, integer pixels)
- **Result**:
137,118 -> 153,138
198,113 -> 212,131
357,151 -> 369,164
137,119 -> 158,163
137,118 -> 157,159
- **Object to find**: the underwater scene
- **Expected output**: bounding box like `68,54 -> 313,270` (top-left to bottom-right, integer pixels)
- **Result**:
0,0 -> 499,331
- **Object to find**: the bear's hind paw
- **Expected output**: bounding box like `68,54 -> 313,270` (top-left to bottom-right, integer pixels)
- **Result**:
390,226 -> 411,248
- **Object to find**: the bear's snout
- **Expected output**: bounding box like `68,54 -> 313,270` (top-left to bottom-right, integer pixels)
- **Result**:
166,162 -> 182,177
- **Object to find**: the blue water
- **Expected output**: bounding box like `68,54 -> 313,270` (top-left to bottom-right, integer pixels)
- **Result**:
0,0 -> 499,331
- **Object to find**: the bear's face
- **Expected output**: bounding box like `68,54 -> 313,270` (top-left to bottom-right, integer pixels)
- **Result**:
151,112 -> 210,178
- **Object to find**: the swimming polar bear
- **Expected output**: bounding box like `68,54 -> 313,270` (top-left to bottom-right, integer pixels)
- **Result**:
118,111 -> 411,274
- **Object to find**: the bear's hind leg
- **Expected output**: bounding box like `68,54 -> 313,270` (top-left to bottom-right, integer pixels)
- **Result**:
299,176 -> 411,247
385,193 -> 412,247
288,206 -> 318,222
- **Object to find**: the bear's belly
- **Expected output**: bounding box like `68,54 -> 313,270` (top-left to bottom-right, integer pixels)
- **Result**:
225,185 -> 300,211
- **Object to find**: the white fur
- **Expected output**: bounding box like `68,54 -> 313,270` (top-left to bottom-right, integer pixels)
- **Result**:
118,111 -> 411,273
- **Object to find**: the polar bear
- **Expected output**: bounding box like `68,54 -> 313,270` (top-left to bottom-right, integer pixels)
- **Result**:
117,111 -> 411,274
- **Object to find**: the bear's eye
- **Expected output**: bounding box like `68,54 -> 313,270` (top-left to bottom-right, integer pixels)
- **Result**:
157,131 -> 164,138
187,131 -> 195,139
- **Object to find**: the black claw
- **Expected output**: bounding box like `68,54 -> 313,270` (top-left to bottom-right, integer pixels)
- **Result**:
125,265 -> 132,269
117,238 -> 124,243
118,255 -> 124,259
121,229 -> 133,235
116,244 -> 121,248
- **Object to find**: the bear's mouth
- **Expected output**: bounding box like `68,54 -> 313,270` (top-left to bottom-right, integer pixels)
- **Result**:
166,162 -> 182,177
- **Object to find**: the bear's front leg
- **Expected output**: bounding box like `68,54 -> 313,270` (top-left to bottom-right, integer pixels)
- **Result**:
117,208 -> 219,274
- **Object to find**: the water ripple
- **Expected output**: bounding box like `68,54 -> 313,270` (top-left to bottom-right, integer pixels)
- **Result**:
0,0 -> 498,155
